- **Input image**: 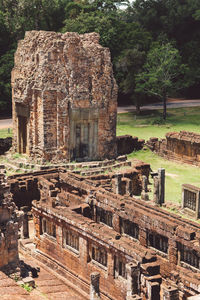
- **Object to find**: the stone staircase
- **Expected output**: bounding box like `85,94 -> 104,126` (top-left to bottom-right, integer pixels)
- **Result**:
3,155 -> 132,176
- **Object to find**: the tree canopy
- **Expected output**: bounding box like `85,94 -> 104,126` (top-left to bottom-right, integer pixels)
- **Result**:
0,0 -> 200,115
136,43 -> 188,119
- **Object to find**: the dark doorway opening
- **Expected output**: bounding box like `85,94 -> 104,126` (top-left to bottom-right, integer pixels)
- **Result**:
18,116 -> 27,154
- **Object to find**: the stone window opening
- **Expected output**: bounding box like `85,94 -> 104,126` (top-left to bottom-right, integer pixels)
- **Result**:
114,255 -> 126,279
42,218 -> 46,234
148,231 -> 168,254
178,243 -> 200,270
96,206 -> 113,228
41,218 -> 56,238
120,218 -> 139,240
184,190 -> 196,211
92,246 -> 107,267
52,225 -> 56,238
63,228 -> 79,252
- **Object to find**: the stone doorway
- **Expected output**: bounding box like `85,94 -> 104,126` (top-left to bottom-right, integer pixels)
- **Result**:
70,108 -> 98,161
75,123 -> 89,159
18,116 -> 27,154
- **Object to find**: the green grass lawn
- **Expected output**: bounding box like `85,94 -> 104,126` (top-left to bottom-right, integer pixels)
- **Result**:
0,128 -> 12,138
117,107 -> 200,140
1,107 -> 200,205
129,149 -> 200,205
117,107 -> 200,205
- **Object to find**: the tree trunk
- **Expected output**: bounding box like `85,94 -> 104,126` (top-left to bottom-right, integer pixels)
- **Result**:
162,95 -> 167,120
136,101 -> 141,115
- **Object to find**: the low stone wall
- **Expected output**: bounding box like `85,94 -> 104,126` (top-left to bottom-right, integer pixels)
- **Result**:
146,131 -> 200,166
117,135 -> 144,156
0,137 -> 12,155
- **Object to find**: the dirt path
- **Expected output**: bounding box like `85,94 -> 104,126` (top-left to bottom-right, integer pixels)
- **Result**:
0,118 -> 12,129
118,98 -> 200,113
1,99 -> 200,128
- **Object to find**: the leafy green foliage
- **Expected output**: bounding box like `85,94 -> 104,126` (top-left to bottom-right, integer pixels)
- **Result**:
21,283 -> 33,292
136,43 -> 188,119
0,0 -> 200,114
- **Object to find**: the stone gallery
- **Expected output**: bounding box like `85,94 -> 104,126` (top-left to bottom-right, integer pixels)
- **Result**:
0,30 -> 200,299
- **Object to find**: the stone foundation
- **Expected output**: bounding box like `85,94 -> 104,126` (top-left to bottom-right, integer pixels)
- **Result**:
147,131 -> 200,166
117,135 -> 144,156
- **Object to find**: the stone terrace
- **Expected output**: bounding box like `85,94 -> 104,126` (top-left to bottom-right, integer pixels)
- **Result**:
30,170 -> 200,299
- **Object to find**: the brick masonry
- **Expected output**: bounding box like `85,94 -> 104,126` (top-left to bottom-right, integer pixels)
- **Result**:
24,168 -> 200,299
12,31 -> 118,162
147,131 -> 200,166
0,171 -> 22,268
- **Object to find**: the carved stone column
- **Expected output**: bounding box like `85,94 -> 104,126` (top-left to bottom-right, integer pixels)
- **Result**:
21,206 -> 29,239
90,272 -> 101,300
126,262 -> 139,297
163,286 -> 179,300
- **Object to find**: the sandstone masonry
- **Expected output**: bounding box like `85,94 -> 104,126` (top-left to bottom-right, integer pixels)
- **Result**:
0,168 -> 21,268
12,31 -> 118,162
147,131 -> 200,166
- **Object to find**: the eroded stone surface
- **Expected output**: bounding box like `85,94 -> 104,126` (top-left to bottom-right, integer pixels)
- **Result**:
0,168 -> 21,268
147,131 -> 200,166
12,31 -> 118,162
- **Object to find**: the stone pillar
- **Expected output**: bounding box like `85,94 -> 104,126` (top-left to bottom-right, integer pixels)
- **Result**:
125,178 -> 132,196
153,176 -> 159,204
112,213 -> 120,233
90,272 -> 101,300
168,240 -> 178,267
181,185 -> 185,209
114,173 -> 122,195
153,169 -> 165,205
141,175 -> 149,201
147,281 -> 160,300
158,168 -> 165,205
196,190 -> 200,220
126,262 -> 139,297
163,286 -> 179,300
139,228 -> 147,247
21,206 -> 29,239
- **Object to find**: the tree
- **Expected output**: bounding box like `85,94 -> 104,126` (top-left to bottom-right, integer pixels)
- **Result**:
135,43 -> 187,120
131,0 -> 200,98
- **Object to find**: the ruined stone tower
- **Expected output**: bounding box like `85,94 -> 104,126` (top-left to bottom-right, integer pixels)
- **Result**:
12,31 -> 118,162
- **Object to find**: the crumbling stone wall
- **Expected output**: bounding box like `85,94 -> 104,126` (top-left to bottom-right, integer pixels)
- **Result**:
117,135 -> 144,156
147,131 -> 200,166
0,137 -> 12,155
30,169 -> 200,299
12,30 -> 118,162
0,171 -> 21,268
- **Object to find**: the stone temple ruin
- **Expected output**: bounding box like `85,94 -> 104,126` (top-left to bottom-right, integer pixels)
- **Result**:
12,31 -> 117,162
147,131 -> 200,166
0,168 -> 21,268
0,30 -> 200,299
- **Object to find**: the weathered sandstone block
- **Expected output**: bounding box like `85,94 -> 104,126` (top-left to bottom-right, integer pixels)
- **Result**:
12,31 -> 118,162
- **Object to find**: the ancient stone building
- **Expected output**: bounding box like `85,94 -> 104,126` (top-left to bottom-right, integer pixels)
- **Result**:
0,168 -> 21,268
5,163 -> 200,299
147,131 -> 200,166
29,168 -> 200,299
11,31 -> 118,162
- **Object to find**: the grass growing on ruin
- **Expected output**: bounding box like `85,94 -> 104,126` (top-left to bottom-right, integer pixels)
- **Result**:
117,106 -> 200,140
129,149 -> 200,204
117,106 -> 200,204
0,128 -> 12,138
